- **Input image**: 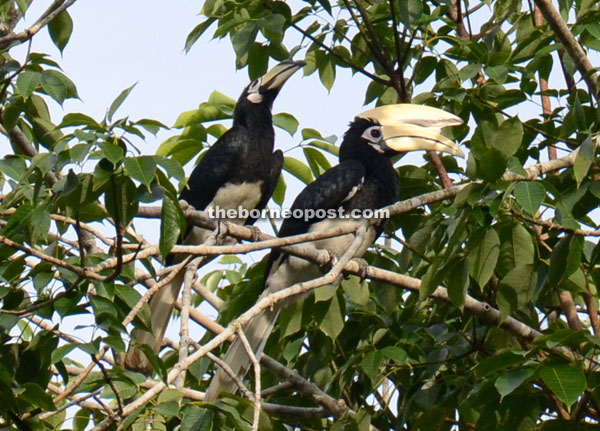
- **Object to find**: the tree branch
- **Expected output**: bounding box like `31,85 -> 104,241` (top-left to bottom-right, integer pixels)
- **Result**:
0,0 -> 78,50
533,0 -> 599,100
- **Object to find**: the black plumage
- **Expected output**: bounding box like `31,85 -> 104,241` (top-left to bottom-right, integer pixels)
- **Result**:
205,104 -> 464,400
124,60 -> 304,374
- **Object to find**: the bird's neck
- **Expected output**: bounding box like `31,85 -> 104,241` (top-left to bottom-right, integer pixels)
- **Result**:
343,151 -> 399,206
234,104 -> 274,140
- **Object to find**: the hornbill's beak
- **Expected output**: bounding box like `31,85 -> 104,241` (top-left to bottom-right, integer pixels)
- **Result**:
359,104 -> 465,157
260,59 -> 306,91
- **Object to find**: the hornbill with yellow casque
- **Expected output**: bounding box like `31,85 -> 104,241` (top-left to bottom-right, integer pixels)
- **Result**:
204,103 -> 465,400
125,60 -> 305,373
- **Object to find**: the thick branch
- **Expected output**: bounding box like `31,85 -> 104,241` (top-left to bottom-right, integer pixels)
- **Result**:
533,0 -> 599,100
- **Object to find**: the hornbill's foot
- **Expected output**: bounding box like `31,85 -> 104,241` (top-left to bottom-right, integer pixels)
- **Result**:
216,220 -> 230,243
320,248 -> 340,273
353,258 -> 369,281
249,225 -> 261,242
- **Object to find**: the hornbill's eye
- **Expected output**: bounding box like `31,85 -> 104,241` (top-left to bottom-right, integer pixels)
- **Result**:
249,78 -> 261,92
362,126 -> 383,142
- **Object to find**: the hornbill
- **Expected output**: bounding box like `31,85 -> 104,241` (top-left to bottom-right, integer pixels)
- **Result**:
124,60 -> 305,373
205,104 -> 464,400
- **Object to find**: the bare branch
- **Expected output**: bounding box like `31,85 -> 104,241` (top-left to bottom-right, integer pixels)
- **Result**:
533,0 -> 599,100
176,257 -> 201,388
236,328 -> 262,431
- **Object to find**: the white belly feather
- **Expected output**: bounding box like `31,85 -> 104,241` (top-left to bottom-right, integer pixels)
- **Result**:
264,219 -> 376,298
187,181 -> 263,245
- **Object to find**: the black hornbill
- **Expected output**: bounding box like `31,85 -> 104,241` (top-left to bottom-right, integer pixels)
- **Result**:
125,60 -> 305,373
204,104 -> 464,400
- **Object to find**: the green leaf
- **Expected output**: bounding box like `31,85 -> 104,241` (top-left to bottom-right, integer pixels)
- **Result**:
273,112 -> 299,136
497,264 -> 537,321
361,350 -> 383,381
185,18 -> 217,52
160,192 -> 183,259
495,368 -> 534,400
398,0 -> 423,28
104,176 -> 139,226
207,90 -> 236,107
48,10 -> 73,52
107,83 -> 137,123
494,117 -> 523,158
303,147 -> 331,178
319,294 -> 344,340
467,228 -> 500,287
477,148 -> 507,182
474,350 -> 525,377
0,156 -> 26,180
16,71 -> 41,98
283,156 -> 313,184
315,285 -> 336,302
272,174 -> 286,206
514,181 -> 545,215
318,55 -> 335,91
73,409 -> 90,431
341,275 -> 369,306
549,235 -> 583,286
497,223 -> 534,276
124,156 -> 157,190
174,106 -> 230,128
98,141 -> 125,165
40,70 -> 78,104
539,364 -> 586,407
380,346 -> 408,364
446,259 -> 469,310
231,22 -> 258,60
181,406 -> 213,431
573,135 -> 595,187
258,14 -> 285,42
51,343 -> 78,364
136,118 -> 168,135
157,389 -> 184,405
20,382 -> 55,410
420,259 -> 444,300
307,140 -> 339,156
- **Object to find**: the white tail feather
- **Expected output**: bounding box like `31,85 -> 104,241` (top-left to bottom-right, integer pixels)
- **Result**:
204,304 -> 280,401
124,269 -> 186,373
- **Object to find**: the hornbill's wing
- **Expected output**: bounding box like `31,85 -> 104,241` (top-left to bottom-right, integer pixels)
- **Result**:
180,126 -> 249,212
205,160 -> 366,400
265,160 -> 366,276
245,149 -> 283,225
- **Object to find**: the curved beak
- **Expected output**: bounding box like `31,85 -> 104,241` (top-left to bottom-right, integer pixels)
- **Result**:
358,103 -> 465,157
260,59 -> 306,91
380,124 -> 465,157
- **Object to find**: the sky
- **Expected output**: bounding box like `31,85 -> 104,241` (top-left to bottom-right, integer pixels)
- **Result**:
14,0 -> 371,151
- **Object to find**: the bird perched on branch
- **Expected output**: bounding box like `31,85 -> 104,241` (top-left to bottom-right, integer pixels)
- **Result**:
125,60 -> 305,374
205,103 -> 464,400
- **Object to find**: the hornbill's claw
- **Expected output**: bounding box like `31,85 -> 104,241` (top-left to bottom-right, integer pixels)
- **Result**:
249,225 -> 261,242
353,257 -> 369,282
320,248 -> 340,273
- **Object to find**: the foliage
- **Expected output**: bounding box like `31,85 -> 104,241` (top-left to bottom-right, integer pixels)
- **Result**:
0,0 -> 600,430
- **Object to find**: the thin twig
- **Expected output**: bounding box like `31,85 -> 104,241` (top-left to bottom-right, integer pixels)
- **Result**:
236,328 -> 262,431
176,257 -> 201,388
0,0 -> 78,49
